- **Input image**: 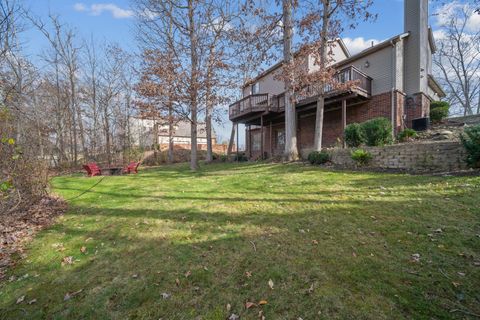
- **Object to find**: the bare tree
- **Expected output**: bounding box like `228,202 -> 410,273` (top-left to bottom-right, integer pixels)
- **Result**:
294,0 -> 375,151
433,3 -> 480,116
29,14 -> 86,164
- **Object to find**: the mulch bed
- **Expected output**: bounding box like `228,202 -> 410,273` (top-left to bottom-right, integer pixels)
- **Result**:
0,197 -> 67,280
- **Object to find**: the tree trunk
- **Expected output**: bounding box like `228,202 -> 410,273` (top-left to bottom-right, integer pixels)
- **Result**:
189,0 -> 198,171
313,0 -> 330,151
104,108 -> 111,165
205,89 -> 213,163
188,0 -> 198,171
283,0 -> 299,161
227,124 -> 236,156
168,101 -> 174,163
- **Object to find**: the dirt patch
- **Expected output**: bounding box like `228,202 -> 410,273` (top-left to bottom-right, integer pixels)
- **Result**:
0,197 -> 67,280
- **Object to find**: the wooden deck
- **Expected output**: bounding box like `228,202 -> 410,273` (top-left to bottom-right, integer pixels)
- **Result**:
229,65 -> 372,123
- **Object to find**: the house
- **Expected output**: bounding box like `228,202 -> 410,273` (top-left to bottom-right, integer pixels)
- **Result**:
129,116 -> 232,153
129,117 -> 216,149
229,0 -> 446,159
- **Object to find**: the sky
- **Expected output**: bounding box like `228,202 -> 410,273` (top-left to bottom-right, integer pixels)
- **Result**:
20,0 -> 453,145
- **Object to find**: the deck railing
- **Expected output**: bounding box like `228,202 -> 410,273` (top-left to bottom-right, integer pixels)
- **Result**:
229,65 -> 372,120
229,93 -> 269,119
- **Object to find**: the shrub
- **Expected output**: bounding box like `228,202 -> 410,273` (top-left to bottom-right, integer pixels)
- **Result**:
397,128 -> 418,142
430,101 -> 450,123
233,153 -> 248,162
362,117 -> 393,146
344,123 -> 365,147
351,149 -> 372,166
220,154 -> 228,162
307,151 -> 330,165
460,125 -> 480,168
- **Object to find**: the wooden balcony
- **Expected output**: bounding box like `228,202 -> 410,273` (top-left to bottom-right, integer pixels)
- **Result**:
228,93 -> 270,121
229,65 -> 372,122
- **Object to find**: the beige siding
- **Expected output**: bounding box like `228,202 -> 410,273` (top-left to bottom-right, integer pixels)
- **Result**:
346,46 -> 394,95
394,39 -> 404,91
243,40 -> 348,97
404,0 -> 429,95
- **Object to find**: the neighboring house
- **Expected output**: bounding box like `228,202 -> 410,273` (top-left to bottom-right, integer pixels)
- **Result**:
129,116 -> 226,152
229,0 -> 446,159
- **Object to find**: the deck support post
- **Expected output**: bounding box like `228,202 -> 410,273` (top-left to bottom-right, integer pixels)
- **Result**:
236,122 -> 239,161
269,121 -> 273,158
248,125 -> 251,159
227,122 -> 236,157
260,116 -> 264,160
342,99 -> 347,148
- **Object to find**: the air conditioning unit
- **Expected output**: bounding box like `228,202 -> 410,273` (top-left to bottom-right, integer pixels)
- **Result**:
412,117 -> 430,131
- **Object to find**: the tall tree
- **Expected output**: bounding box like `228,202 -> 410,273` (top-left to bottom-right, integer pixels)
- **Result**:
433,3 -> 479,115
296,0 -> 375,151
283,0 -> 299,161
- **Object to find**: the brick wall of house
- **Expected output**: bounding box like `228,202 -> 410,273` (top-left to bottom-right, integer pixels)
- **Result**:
325,141 -> 467,173
405,92 -> 430,128
246,90 -> 420,159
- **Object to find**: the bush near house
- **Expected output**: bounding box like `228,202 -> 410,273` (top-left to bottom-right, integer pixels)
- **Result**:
430,101 -> 450,123
362,117 -> 393,146
344,123 -> 365,147
351,149 -> 373,165
397,128 -> 418,142
460,125 -> 480,168
307,151 -> 330,165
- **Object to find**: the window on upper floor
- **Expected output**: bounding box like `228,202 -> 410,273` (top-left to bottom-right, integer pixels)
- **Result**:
252,82 -> 260,94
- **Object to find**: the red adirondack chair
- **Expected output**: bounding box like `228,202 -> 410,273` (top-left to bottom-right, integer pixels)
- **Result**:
123,161 -> 140,174
83,163 -> 102,177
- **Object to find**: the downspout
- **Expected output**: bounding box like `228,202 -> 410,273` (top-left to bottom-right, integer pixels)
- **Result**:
390,40 -> 396,140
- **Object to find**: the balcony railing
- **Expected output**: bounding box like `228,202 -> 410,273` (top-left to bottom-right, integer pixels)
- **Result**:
229,93 -> 269,119
229,65 -> 372,121
325,65 -> 372,95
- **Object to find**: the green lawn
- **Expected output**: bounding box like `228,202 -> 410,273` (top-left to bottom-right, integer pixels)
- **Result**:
1,163 -> 479,319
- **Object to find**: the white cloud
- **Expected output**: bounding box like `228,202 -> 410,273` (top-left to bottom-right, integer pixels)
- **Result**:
73,3 -> 134,19
342,37 -> 382,55
73,3 -> 87,12
433,2 -> 480,33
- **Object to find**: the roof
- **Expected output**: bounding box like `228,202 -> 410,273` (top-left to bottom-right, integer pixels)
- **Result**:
428,74 -> 446,98
243,38 -> 350,88
334,32 -> 410,68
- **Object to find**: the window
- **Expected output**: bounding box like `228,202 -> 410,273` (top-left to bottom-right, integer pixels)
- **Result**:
276,129 -> 285,149
252,82 -> 260,94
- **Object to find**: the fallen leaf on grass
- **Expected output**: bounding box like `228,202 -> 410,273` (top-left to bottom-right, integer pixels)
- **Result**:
268,279 -> 274,289
61,256 -> 74,266
16,295 -> 25,304
175,278 -> 180,286
27,299 -> 37,305
64,289 -> 83,301
245,271 -> 252,278
161,292 -> 171,300
80,246 -> 87,254
312,240 -> 318,245
245,301 -> 256,309
258,300 -> 268,305
410,253 -> 420,263
226,303 -> 231,311
452,282 -> 461,288
185,270 -> 191,278
228,314 -> 239,320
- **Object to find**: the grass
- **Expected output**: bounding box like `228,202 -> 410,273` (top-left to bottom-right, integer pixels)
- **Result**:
1,162 -> 479,319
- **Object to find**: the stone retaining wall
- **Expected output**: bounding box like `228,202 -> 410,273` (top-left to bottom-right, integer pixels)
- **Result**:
323,141 -> 467,173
